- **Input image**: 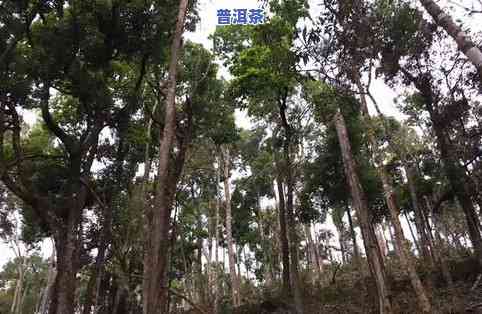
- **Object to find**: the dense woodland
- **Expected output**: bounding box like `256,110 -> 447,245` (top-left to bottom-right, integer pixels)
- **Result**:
1,0 -> 482,313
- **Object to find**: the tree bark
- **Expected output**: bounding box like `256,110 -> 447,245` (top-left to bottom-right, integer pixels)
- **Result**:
11,256 -> 26,314
423,196 -> 453,286
50,208 -> 82,314
37,248 -> 56,314
404,70 -> 482,269
221,146 -> 241,307
213,156 -> 221,314
383,183 -> 432,313
274,163 -> 291,295
404,211 -> 422,256
304,224 -> 322,282
375,224 -> 388,262
334,111 -> 393,314
346,205 -> 361,268
354,71 -> 432,313
419,0 -> 482,81
405,165 -> 434,266
278,98 -> 304,314
142,0 -> 189,312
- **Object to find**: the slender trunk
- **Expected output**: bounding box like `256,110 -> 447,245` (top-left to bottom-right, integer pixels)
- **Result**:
213,157 -> 221,314
237,246 -> 242,284
354,72 -> 432,313
82,206 -> 111,314
11,257 -> 26,314
384,188 -> 432,313
404,211 -> 422,256
375,224 -> 388,262
424,197 -> 453,286
419,0 -> 482,80
274,166 -> 291,295
346,205 -> 361,268
304,224 -> 322,282
278,98 -> 304,314
373,134 -> 432,314
333,215 -> 347,264
404,69 -> 482,269
195,198 -> 203,303
405,165 -> 434,266
334,111 -> 393,314
221,146 -> 241,307
143,0 -> 188,313
19,281 -> 29,314
37,248 -> 56,314
432,112 -> 482,267
207,201 -> 213,304
256,197 -> 273,286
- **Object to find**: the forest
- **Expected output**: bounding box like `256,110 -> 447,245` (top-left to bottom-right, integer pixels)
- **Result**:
0,0 -> 482,313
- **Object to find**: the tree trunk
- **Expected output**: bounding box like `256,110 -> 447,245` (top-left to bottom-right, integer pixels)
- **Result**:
423,197 -> 453,286
334,111 -> 393,314
221,146 -> 241,307
404,211 -> 422,256
257,196 -> 274,286
304,224 -> 322,283
383,182 -> 432,313
421,80 -> 482,268
375,224 -> 388,262
419,0 -> 482,81
354,71 -> 432,313
274,165 -> 291,296
37,249 -> 56,314
11,257 -> 26,314
405,165 -> 434,266
214,157 -> 221,314
82,206 -> 111,314
346,205 -> 361,268
277,99 -> 304,314
50,217 -> 81,314
207,200 -> 214,305
142,0 -> 188,313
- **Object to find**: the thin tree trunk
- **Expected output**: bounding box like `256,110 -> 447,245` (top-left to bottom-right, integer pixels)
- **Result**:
405,165 -> 434,266
424,197 -> 453,286
354,72 -> 432,313
213,157 -> 221,314
419,0 -> 482,80
11,257 -> 26,314
142,0 -> 189,312
376,224 -> 388,262
277,96 -> 304,314
37,248 -> 56,314
207,200 -> 214,305
403,69 -> 482,269
274,165 -> 291,296
257,197 -> 274,286
304,224 -> 322,283
334,111 -> 393,314
346,205 -> 361,268
19,281 -> 29,314
221,146 -> 241,307
404,211 -> 422,256
379,168 -> 432,313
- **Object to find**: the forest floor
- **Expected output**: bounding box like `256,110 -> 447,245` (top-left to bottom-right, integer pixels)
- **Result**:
230,257 -> 482,314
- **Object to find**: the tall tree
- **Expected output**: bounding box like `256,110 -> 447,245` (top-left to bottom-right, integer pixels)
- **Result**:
142,0 -> 189,312
419,0 -> 482,81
